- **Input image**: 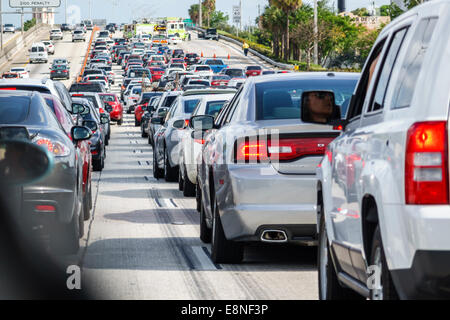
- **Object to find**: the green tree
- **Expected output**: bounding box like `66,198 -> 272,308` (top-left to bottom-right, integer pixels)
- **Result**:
404,0 -> 424,9
261,5 -> 285,59
202,0 -> 216,27
210,11 -> 229,29
24,18 -> 36,32
351,8 -> 370,16
271,0 -> 302,61
380,4 -> 404,19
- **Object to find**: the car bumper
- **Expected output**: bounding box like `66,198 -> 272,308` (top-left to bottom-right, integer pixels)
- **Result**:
110,110 -> 122,121
216,164 -> 317,241
391,251 -> 450,299
22,161 -> 77,225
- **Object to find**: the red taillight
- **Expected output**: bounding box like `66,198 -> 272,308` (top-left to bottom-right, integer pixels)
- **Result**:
35,205 -> 56,212
268,137 -> 335,161
405,121 -> 449,205
236,140 -> 268,162
91,150 -> 98,155
184,119 -> 190,128
333,125 -> 343,131
194,139 -> 205,145
0,87 -> 16,90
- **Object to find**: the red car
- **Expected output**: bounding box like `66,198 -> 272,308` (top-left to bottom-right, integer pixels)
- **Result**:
245,65 -> 263,77
149,67 -> 165,82
99,93 -> 123,125
134,103 -> 147,126
41,93 -> 93,220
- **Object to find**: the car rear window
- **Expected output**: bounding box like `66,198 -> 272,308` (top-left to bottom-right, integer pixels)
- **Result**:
0,96 -> 30,124
100,95 -> 115,102
163,95 -> 178,108
196,66 -> 211,71
206,60 -> 224,65
247,66 -> 262,71
255,79 -> 358,120
225,69 -> 244,77
70,83 -> 103,93
206,100 -> 227,117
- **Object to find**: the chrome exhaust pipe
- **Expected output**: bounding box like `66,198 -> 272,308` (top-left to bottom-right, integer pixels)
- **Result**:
261,230 -> 288,243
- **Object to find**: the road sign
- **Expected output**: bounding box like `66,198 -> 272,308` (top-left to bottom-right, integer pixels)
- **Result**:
9,0 -> 61,8
232,5 -> 241,24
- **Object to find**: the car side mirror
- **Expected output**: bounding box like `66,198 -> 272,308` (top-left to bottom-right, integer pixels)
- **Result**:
0,140 -> 53,186
190,115 -> 214,131
82,120 -> 98,132
71,126 -> 92,142
173,119 -> 185,129
72,104 -> 86,115
100,114 -> 109,124
300,90 -> 343,126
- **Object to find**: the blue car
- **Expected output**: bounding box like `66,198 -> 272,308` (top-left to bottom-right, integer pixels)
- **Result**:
203,59 -> 227,74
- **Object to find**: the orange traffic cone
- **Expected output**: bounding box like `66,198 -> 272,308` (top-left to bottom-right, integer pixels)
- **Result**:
201,52 -> 204,58
227,54 -> 230,60
213,53 -> 216,59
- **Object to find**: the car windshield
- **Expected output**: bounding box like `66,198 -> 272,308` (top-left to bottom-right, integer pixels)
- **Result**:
255,79 -> 358,120
0,96 -> 29,124
53,65 -> 67,70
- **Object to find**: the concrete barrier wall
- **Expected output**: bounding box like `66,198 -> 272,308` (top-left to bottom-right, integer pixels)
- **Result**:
0,24 -> 51,70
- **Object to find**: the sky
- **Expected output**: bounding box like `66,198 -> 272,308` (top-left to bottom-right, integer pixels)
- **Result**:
0,0 -> 393,26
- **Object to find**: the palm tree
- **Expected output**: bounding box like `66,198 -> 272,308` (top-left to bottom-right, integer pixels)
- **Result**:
261,6 -> 285,59
203,0 -> 216,28
188,4 -> 200,26
271,0 -> 302,61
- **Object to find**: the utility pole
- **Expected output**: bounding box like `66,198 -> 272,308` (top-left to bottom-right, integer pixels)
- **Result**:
199,0 -> 202,27
313,0 -> 318,65
65,0 -> 67,24
240,0 -> 242,32
21,8 -> 24,35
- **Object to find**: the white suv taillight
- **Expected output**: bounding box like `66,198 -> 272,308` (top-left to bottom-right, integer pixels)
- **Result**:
405,121 -> 449,204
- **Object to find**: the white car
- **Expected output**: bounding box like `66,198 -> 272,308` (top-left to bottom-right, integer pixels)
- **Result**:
72,30 -> 85,42
124,86 -> 143,109
50,29 -> 63,41
29,42 -> 48,64
9,67 -> 29,79
3,24 -> 15,33
313,0 -> 450,300
178,94 -> 235,195
168,35 -> 182,45
190,65 -> 214,77
41,40 -> 55,55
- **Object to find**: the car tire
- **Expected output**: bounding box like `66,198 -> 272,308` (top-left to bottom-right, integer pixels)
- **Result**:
117,119 -> 123,125
369,225 -> 399,300
183,166 -> 196,197
88,179 -> 93,210
178,167 -> 184,191
318,214 -> 364,300
83,187 -> 91,221
211,199 -> 243,264
153,149 -> 164,179
93,158 -> 102,172
50,210 -> 80,255
196,183 -> 201,212
200,203 -> 212,244
164,149 -> 178,182
135,118 -> 140,127
78,202 -> 85,239
141,125 -> 148,137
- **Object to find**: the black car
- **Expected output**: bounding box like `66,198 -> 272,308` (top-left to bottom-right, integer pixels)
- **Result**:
205,28 -> 219,41
50,64 -> 70,80
72,98 -> 107,171
0,90 -> 91,254
61,23 -> 71,32
184,53 -> 199,66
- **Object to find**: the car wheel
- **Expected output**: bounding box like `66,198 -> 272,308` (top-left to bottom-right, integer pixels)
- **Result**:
183,166 -> 196,197
153,149 -> 164,179
211,199 -> 243,264
93,158 -> 102,171
164,149 -> 178,182
83,187 -> 91,221
200,203 -> 212,244
78,201 -> 85,238
178,166 -> 184,191
117,119 -> 123,125
196,183 -> 201,212
318,214 -> 364,300
369,225 -> 399,300
88,179 -> 93,210
141,125 -> 148,137
49,210 -> 80,254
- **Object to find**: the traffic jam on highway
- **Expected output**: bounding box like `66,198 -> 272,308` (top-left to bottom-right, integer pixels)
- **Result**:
0,0 -> 449,302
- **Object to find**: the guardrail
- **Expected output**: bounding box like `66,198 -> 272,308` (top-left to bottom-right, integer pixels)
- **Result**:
0,24 -> 51,71
77,26 -> 100,82
192,27 -> 294,70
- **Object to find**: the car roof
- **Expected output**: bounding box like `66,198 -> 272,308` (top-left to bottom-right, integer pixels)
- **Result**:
182,88 -> 237,96
248,72 -> 360,85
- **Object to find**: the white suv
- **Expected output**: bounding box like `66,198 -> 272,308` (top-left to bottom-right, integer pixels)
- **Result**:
304,0 -> 450,300
50,29 -> 63,40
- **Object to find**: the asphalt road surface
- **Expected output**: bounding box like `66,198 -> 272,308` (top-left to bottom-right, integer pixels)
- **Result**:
6,31 -> 319,300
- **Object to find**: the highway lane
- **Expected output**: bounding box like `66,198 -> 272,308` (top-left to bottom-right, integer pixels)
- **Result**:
79,37 -> 319,300
0,31 -> 319,299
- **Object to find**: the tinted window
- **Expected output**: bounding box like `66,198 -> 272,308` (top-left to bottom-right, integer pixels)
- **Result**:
163,95 -> 177,108
0,96 -> 29,124
391,17 -> 438,109
69,83 -> 103,93
247,66 -> 262,71
368,27 -> 409,113
225,69 -> 244,77
206,100 -> 227,117
100,95 -> 115,102
184,99 -> 200,113
255,79 -> 358,120
206,60 -> 224,65
196,66 -> 211,71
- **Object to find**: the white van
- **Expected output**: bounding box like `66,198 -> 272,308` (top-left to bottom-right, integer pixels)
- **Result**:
29,43 -> 48,64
